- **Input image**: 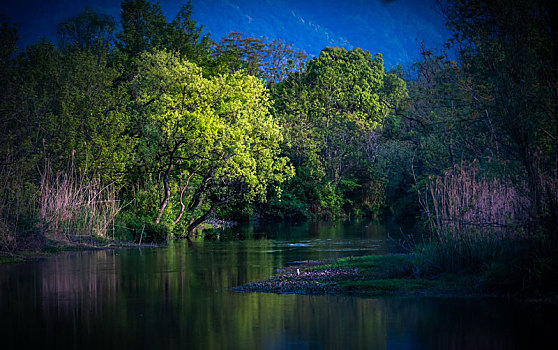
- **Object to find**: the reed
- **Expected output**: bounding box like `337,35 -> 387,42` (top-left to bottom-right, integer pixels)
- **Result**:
415,163 -> 530,274
39,163 -> 121,241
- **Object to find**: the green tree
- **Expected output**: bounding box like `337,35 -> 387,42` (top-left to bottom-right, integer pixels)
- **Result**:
270,47 -> 406,218
263,39 -> 307,86
294,47 -> 387,182
130,49 -> 292,233
51,49 -> 131,183
2,34 -> 131,184
214,32 -> 267,76
56,7 -> 116,53
168,0 -> 212,65
376,51 -> 472,219
2,40 -> 62,173
117,0 -> 169,58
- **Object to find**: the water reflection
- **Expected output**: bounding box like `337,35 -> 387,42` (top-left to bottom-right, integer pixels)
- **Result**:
0,220 -> 555,349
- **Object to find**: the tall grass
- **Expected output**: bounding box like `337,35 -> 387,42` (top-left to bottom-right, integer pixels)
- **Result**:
415,163 -> 531,274
39,163 -> 121,241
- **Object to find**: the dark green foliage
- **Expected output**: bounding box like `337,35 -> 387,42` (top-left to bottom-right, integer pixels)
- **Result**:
117,0 -> 169,57
442,0 -> 558,235
0,16 -> 17,64
261,188 -> 310,221
118,214 -> 170,243
168,1 -> 212,64
117,0 -> 212,69
375,0 -> 558,294
56,7 -> 116,53
267,46 -> 407,220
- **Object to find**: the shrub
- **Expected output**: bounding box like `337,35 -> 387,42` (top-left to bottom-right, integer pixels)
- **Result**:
0,161 -> 41,251
114,212 -> 171,243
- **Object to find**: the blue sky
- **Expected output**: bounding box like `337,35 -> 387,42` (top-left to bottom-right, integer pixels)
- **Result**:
0,0 -> 450,67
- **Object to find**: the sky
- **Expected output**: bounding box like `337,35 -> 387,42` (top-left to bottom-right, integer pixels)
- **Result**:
0,0 -> 450,67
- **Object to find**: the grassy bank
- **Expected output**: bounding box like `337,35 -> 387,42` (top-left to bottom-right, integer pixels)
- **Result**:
237,255 -> 470,297
236,253 -> 558,298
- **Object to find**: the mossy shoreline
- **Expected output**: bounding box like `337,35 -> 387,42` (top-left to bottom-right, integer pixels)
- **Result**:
235,254 -> 558,300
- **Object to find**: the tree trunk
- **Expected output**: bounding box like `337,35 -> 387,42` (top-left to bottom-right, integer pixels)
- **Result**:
155,163 -> 173,224
174,185 -> 187,224
174,163 -> 202,224
186,197 -> 231,235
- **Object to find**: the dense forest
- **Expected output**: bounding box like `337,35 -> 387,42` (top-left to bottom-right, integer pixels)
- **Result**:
1,0 -> 557,290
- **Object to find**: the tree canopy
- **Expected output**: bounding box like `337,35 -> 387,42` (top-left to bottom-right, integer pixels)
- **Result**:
130,49 -> 292,232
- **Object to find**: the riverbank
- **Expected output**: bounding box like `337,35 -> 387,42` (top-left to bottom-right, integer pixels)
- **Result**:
235,254 -> 558,300
0,238 -> 165,264
0,217 -> 237,264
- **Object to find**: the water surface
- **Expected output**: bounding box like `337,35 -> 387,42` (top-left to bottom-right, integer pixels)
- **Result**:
0,220 -> 555,349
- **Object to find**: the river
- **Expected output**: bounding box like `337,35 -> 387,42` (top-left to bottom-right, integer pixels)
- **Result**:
0,220 -> 555,349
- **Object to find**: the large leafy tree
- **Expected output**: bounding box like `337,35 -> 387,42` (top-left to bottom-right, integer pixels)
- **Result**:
270,47 -> 406,218
7,43 -> 131,183
118,0 -> 212,68
130,49 -> 292,232
303,47 -> 386,182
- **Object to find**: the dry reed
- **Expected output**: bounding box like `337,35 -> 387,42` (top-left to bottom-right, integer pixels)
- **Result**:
416,162 -> 531,273
39,163 -> 120,241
